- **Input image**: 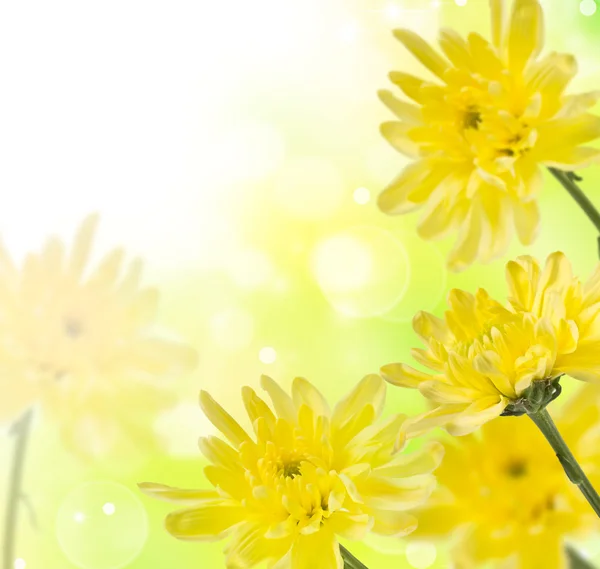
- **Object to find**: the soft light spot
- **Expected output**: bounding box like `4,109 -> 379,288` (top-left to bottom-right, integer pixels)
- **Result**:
213,120 -> 285,184
210,308 -> 255,351
338,21 -> 360,44
353,187 -> 371,205
312,227 -> 410,318
406,542 -> 437,569
455,0 -> 468,5
228,248 -> 276,290
14,559 -> 26,569
57,481 -> 148,569
154,402 -> 215,458
273,157 -> 344,220
259,346 -> 277,365
580,0 -> 597,15
384,3 -> 402,22
102,502 -> 116,516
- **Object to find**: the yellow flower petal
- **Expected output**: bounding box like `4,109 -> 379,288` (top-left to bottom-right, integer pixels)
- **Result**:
393,29 -> 450,79
380,363 -> 431,388
138,482 -> 220,505
513,199 -> 540,246
507,0 -> 544,73
370,509 -> 418,537
380,121 -> 421,158
292,377 -> 330,417
199,390 -> 251,448
69,213 -> 99,278
490,0 -> 505,49
291,529 -> 342,569
165,504 -> 246,541
377,90 -> 423,123
260,374 -> 297,422
332,374 -> 385,428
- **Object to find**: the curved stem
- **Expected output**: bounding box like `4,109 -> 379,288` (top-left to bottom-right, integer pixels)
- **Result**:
567,546 -> 597,569
549,168 -> 600,258
3,407 -> 34,569
528,408 -> 600,518
340,545 -> 369,569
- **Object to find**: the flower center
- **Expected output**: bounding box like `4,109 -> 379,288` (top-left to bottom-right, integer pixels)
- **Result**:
64,316 -> 84,339
505,459 -> 528,478
463,106 -> 482,130
281,460 -> 303,479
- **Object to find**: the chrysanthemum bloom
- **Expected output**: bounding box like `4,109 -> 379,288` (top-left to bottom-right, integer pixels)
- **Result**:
382,251 -> 600,437
0,214 -> 197,460
411,405 -> 600,568
379,0 -> 600,271
140,375 -> 443,569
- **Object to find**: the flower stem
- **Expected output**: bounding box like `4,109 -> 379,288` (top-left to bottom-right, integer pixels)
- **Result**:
340,545 -> 369,569
549,167 -> 600,259
528,408 -> 600,518
567,546 -> 598,569
3,407 -> 34,569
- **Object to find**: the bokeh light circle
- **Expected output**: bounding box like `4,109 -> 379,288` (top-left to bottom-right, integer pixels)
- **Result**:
580,0 -> 597,16
406,542 -> 437,569
311,226 -> 410,318
56,481 -> 148,569
381,230 -> 446,323
14,560 -> 26,569
273,157 -> 344,219
259,346 -> 278,364
353,186 -> 371,205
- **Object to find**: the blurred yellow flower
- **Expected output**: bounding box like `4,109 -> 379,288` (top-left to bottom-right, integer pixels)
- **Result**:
140,375 -> 442,569
382,252 -> 600,437
411,403 -> 599,568
379,0 -> 600,271
0,214 -> 197,460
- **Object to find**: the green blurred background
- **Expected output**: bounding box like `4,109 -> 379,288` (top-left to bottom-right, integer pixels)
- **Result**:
1,0 -> 600,567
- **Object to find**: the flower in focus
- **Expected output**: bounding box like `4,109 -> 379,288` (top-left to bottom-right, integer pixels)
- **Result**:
0,214 -> 197,461
140,375 -> 442,569
411,401 -> 600,568
379,0 -> 600,271
382,251 -> 600,437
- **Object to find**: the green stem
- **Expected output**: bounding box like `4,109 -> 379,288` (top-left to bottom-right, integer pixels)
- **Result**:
528,408 -> 600,518
567,546 -> 597,569
3,407 -> 34,569
549,167 -> 600,258
340,545 -> 369,569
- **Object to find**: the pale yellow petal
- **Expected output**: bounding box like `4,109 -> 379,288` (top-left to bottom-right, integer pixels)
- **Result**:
377,160 -> 429,215
138,482 -> 220,505
380,121 -> 420,158
513,199 -> 540,246
199,390 -> 252,448
413,310 -> 452,343
198,436 -> 243,472
370,509 -> 417,537
260,375 -> 296,422
447,202 -> 484,272
490,0 -> 504,49
374,441 -> 445,478
242,386 -> 276,433
165,504 -> 246,541
292,377 -> 330,417
401,404 -> 470,439
507,0 -> 544,73
393,29 -> 450,79
377,90 -> 423,123
291,529 -> 342,569
225,524 -> 292,568
332,374 -> 385,427
388,71 -> 427,102
380,363 -> 431,388
445,395 -> 506,436
438,29 -> 471,69
69,213 -> 99,277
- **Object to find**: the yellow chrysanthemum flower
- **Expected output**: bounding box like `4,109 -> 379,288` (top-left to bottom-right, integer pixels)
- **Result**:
140,375 -> 443,569
379,0 -> 600,271
0,214 -> 197,460
411,399 -> 600,568
382,251 -> 600,437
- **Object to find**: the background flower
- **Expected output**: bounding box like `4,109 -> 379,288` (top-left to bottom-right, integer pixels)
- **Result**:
0,214 -> 197,462
140,375 -> 442,569
411,386 -> 600,568
379,0 -> 600,271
